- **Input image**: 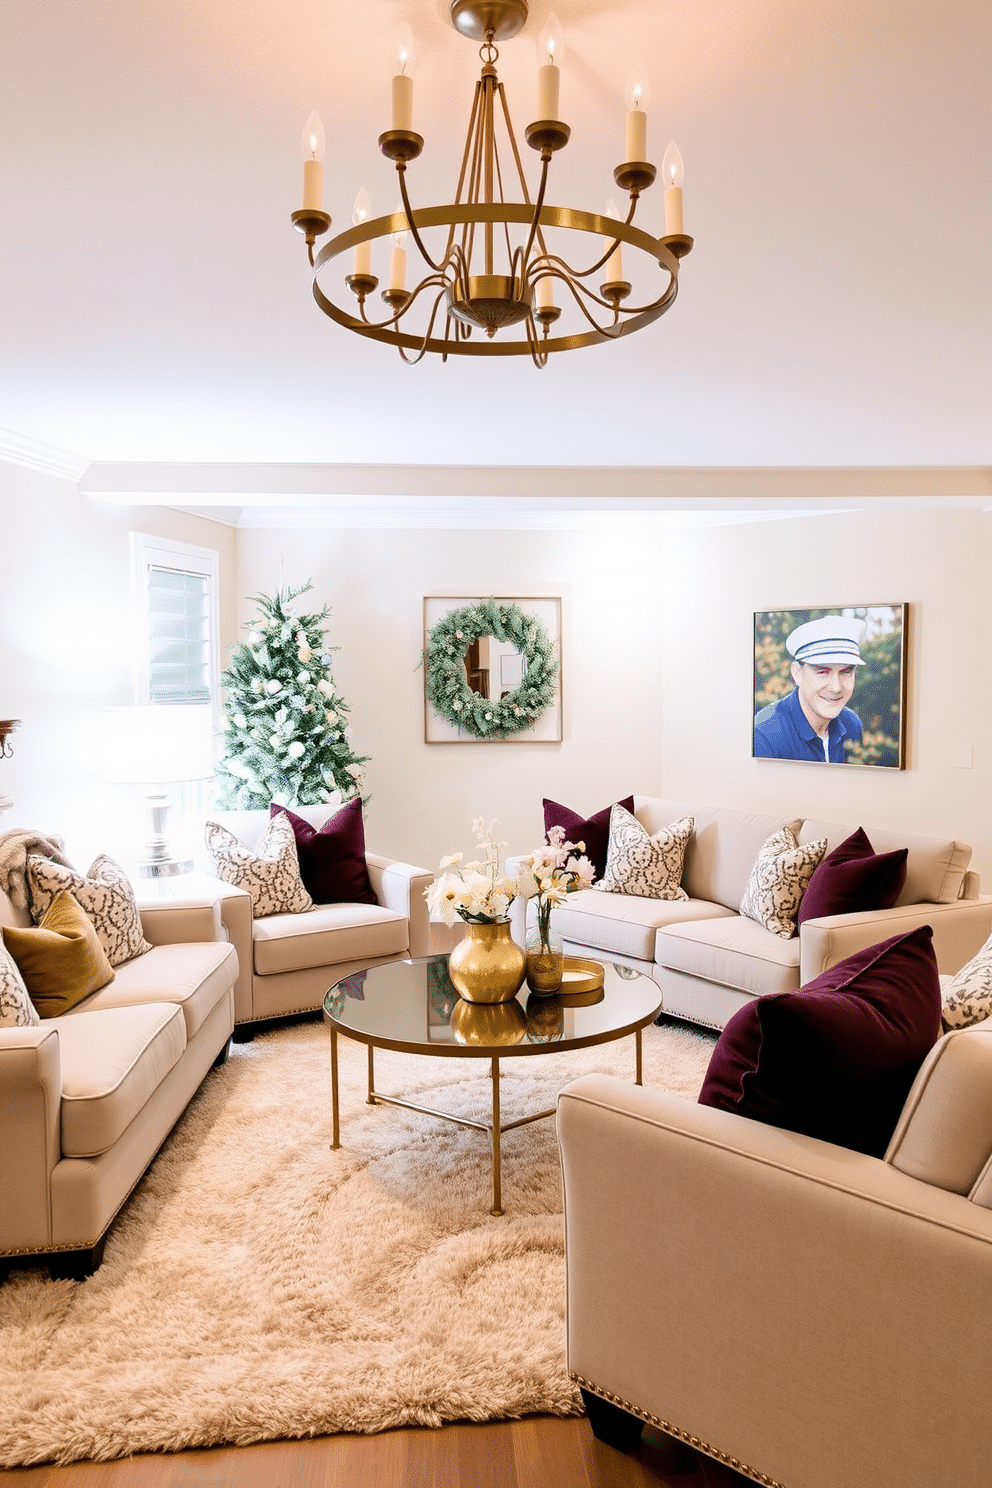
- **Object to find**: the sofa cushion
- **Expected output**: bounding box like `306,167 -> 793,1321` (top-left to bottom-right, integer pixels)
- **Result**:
885,1026 -> 992,1194
547,889 -> 734,964
739,827 -> 827,939
3,891 -> 115,1016
798,828 -> 908,925
68,940 -> 237,1039
655,916 -> 802,998
698,925 -> 943,1158
0,942 -> 39,1027
270,799 -> 376,906
543,795 -> 635,879
939,931 -> 992,1030
797,819 -> 972,906
678,807 -> 805,911
252,903 -> 408,976
206,811 -> 314,917
597,806 -> 693,901
27,853 -> 152,967
53,1002 -> 187,1158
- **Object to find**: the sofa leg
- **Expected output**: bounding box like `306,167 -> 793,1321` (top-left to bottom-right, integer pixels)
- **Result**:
48,1235 -> 107,1281
231,1026 -> 256,1043
212,1036 -> 233,1067
581,1389 -> 645,1452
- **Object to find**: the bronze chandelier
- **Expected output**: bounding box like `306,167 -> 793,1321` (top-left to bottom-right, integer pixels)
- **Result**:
291,0 -> 692,368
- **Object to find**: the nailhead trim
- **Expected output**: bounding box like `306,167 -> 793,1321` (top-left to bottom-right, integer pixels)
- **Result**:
571,1374 -> 786,1488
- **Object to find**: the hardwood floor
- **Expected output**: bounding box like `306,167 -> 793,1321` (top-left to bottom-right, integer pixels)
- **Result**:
4,1416 -> 755,1487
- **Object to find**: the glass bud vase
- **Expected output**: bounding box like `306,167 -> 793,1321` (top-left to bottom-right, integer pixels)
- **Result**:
526,912 -> 564,994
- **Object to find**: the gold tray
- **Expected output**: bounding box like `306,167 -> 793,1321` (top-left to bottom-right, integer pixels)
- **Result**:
558,957 -> 605,1002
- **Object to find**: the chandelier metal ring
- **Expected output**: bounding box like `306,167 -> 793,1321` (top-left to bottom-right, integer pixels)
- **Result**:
312,204 -> 686,357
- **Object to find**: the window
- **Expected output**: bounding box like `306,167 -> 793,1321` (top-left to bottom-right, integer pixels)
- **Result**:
131,535 -> 219,709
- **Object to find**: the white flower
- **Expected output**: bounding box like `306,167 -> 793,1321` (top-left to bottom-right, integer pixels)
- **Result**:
272,790 -> 290,806
269,732 -> 282,748
297,670 -> 311,685
247,631 -> 263,647
438,852 -> 464,872
484,712 -> 492,720
266,679 -> 283,694
325,710 -> 338,726
455,629 -> 463,639
317,679 -> 333,697
298,648 -> 312,664
275,707 -> 288,725
286,740 -> 305,759
425,872 -> 468,927
453,699 -> 463,710
234,713 -> 247,729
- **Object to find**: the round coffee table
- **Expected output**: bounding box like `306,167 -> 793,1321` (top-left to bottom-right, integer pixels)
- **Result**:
322,955 -> 663,1215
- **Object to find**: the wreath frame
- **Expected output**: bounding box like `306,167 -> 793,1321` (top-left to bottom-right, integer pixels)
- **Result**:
423,597 -> 560,740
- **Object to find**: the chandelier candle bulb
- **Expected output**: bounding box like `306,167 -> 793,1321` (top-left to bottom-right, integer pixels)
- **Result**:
662,140 -> 685,235
536,272 -> 555,311
389,242 -> 407,293
624,80 -> 648,162
300,110 -> 325,211
352,187 -> 372,275
392,73 -> 413,131
536,12 -> 563,119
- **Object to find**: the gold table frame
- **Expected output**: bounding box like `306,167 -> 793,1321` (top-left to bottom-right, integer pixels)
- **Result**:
325,958 -> 661,1216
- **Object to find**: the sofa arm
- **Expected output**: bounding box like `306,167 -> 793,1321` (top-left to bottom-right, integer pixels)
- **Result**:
557,1074 -> 992,1488
0,1026 -> 62,1252
799,896 -> 992,982
366,854 -> 433,960
138,900 -> 224,945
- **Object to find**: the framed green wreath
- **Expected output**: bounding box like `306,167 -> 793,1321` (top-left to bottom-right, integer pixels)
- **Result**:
423,596 -> 561,741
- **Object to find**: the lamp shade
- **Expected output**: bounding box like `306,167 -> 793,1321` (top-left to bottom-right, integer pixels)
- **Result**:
103,706 -> 214,785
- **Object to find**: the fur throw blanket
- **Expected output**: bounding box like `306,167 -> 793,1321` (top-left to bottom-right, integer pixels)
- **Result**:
0,830 -> 74,913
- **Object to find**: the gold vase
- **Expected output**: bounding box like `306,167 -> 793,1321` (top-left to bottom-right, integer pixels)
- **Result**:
447,920 -> 527,1004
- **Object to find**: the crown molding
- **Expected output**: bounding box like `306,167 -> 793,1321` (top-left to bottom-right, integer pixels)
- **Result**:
0,428 -> 90,483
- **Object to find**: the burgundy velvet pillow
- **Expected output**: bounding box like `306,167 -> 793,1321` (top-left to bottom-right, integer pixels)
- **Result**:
798,827 -> 908,925
542,795 -> 635,879
698,925 -> 942,1158
269,801 -> 377,906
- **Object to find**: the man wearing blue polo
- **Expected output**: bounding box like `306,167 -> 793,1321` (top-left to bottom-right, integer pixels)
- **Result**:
754,615 -> 866,763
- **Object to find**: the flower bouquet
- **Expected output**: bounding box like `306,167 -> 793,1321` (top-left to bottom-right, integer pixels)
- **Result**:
425,820 -> 525,1004
518,826 -> 596,991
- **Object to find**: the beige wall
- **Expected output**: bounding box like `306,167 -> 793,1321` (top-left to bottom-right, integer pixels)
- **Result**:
661,506 -> 992,883
237,505 -> 992,887
0,460 -> 238,863
3,469 -> 989,897
235,525 -> 665,870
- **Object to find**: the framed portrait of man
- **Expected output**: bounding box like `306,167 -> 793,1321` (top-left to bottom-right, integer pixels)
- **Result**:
753,604 -> 907,769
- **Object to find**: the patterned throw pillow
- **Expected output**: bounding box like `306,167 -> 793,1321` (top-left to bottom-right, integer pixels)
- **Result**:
739,826 -> 827,939
597,804 -> 694,901
27,854 -> 152,968
205,810 -> 314,918
0,942 -> 40,1027
941,932 -> 992,1029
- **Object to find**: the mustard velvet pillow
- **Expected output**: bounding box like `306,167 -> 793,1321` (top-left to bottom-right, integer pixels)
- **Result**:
2,890 -> 115,1016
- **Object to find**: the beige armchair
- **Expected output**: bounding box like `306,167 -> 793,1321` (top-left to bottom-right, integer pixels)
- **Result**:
557,1024 -> 992,1488
203,807 -> 432,1033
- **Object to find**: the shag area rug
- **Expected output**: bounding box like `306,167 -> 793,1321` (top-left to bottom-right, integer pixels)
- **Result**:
0,1015 -> 715,1467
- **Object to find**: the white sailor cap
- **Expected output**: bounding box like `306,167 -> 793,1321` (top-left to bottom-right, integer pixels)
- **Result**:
786,615 -> 867,666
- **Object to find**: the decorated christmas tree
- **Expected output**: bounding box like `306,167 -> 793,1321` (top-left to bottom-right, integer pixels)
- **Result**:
214,583 -> 369,809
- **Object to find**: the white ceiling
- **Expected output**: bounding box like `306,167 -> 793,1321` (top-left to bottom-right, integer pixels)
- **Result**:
0,0 -> 990,489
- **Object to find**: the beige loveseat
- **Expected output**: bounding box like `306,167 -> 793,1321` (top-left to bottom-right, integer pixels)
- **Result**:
0,887 -> 237,1278
202,807 -> 432,1033
510,798 -> 992,1030
558,1022 -> 992,1488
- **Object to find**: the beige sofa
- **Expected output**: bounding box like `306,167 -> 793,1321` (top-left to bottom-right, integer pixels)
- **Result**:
510,798 -> 992,1029
557,1021 -> 992,1488
0,887 -> 237,1278
201,807 -> 433,1033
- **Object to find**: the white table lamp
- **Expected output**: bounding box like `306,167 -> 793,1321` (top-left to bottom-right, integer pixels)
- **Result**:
103,706 -> 214,876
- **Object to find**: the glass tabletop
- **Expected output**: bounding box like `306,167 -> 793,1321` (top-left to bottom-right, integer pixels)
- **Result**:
323,955 -> 664,1059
